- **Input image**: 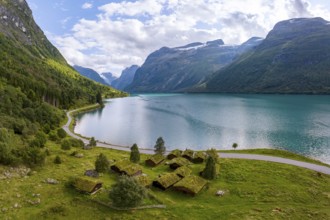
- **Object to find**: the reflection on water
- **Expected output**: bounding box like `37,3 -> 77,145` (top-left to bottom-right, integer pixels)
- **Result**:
75,94 -> 330,163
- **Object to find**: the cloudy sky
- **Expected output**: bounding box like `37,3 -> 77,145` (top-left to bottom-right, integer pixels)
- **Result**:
26,0 -> 330,76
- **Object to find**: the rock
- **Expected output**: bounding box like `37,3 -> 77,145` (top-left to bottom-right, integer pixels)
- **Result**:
32,193 -> 40,197
16,193 -> 21,198
44,178 -> 59,184
27,198 -> 41,205
215,190 -> 225,197
13,203 -> 21,208
1,207 -> 8,213
74,153 -> 84,158
84,170 -> 99,178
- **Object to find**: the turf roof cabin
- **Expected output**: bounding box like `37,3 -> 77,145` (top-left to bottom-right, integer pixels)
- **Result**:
174,166 -> 192,178
167,149 -> 182,160
110,160 -> 142,177
135,175 -> 152,187
168,157 -> 190,170
153,173 -> 182,190
173,175 -> 208,196
145,154 -> 165,167
73,177 -> 103,195
182,149 -> 195,161
193,152 -> 207,163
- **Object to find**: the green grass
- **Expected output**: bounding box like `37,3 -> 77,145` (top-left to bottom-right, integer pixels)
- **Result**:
0,143 -> 329,220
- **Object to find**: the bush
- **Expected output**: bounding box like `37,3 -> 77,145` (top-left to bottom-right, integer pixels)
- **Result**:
89,137 -> 96,147
202,156 -> 217,180
61,139 -> 72,150
54,155 -> 62,164
23,147 -> 46,167
57,128 -> 66,139
48,130 -> 59,142
130,143 -> 140,163
232,143 -> 238,149
70,138 -> 84,148
95,153 -> 109,173
109,175 -> 146,208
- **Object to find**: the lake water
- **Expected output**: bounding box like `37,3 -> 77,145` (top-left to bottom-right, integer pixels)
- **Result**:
75,94 -> 330,163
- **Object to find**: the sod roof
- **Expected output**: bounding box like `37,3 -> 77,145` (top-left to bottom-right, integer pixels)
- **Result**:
173,175 -> 207,195
168,157 -> 191,167
154,173 -> 182,189
135,175 -> 152,187
182,149 -> 194,158
194,151 -> 206,160
112,160 -> 142,176
174,166 -> 192,178
73,176 -> 102,193
146,154 -> 165,164
167,149 -> 182,157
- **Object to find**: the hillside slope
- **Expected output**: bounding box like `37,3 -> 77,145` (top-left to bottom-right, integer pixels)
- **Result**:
73,65 -> 109,86
205,17 -> 330,94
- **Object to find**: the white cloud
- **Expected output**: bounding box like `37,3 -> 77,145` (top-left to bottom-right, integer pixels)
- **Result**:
52,0 -> 330,76
82,2 -> 93,9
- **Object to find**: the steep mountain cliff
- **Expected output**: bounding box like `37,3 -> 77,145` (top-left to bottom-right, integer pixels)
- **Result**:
126,38 -> 262,92
111,65 -> 139,91
204,17 -> 330,94
73,65 -> 109,86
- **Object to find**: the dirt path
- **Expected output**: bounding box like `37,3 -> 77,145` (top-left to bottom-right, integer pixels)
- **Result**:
63,110 -> 330,175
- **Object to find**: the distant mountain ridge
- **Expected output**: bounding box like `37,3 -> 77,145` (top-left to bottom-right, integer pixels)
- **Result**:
112,65 -> 139,91
73,65 -> 109,86
101,72 -> 117,85
203,17 -> 330,94
126,38 -> 262,92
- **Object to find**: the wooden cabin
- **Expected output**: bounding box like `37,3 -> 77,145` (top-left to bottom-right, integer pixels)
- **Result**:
174,166 -> 192,178
73,177 -> 103,195
135,175 -> 152,188
168,157 -> 190,170
145,154 -> 165,167
152,173 -> 182,190
193,152 -> 207,163
110,160 -> 142,177
167,149 -> 182,160
182,149 -> 195,161
173,175 -> 207,196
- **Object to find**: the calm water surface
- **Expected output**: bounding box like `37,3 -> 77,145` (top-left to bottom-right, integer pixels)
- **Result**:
75,94 -> 330,163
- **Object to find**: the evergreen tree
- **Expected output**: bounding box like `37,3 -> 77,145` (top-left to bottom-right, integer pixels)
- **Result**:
89,137 -> 97,147
130,143 -> 140,163
232,143 -> 238,150
154,137 -> 166,155
95,153 -> 109,173
96,91 -> 103,106
109,175 -> 146,208
202,156 -> 217,180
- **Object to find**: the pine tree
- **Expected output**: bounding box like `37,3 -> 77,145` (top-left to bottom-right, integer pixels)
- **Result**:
202,156 -> 217,180
54,155 -> 62,164
95,153 -> 109,173
89,137 -> 97,147
96,91 -> 103,106
154,137 -> 166,155
109,175 -> 146,208
130,143 -> 140,163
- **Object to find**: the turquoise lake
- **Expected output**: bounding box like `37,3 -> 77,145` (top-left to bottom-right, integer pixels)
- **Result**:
74,94 -> 330,163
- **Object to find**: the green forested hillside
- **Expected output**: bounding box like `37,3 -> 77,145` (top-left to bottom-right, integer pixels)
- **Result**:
204,18 -> 330,93
0,0 -> 126,167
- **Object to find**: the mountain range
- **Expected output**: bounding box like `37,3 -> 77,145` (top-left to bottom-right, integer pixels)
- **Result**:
73,65 -> 109,86
126,38 -> 262,92
126,17 -> 330,94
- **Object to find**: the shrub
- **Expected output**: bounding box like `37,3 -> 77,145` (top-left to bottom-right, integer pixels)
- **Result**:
95,153 -> 109,173
109,175 -> 146,208
54,155 -> 62,164
89,137 -> 96,147
61,139 -> 72,150
232,143 -> 238,150
48,131 -> 59,142
202,156 -> 217,180
23,147 -> 46,167
57,128 -> 66,139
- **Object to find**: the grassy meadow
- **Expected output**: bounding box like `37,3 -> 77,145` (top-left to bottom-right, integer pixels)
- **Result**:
0,142 -> 329,220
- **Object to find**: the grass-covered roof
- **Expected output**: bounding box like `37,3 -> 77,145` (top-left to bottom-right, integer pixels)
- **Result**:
167,149 -> 182,158
111,160 -> 142,176
173,175 -> 207,195
182,149 -> 195,158
168,157 -> 191,167
146,154 -> 165,164
73,176 -> 102,194
135,175 -> 152,187
194,151 -> 206,160
174,166 -> 192,178
154,173 -> 182,189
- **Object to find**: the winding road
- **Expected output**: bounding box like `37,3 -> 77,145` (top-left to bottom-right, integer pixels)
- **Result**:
63,109 -> 330,175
